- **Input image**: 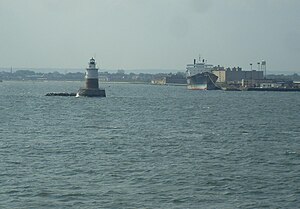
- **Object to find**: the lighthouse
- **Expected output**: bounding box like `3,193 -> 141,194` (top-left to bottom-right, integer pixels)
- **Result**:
77,57 -> 106,97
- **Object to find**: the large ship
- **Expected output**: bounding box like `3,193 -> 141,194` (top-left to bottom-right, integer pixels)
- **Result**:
186,58 -> 220,90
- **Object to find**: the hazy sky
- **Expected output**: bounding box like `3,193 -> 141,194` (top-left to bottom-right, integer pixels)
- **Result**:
0,0 -> 300,72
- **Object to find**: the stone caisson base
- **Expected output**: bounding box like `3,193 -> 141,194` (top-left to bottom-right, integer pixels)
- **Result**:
77,88 -> 106,97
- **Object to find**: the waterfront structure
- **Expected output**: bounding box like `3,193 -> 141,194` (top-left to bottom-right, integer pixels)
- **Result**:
212,67 -> 264,83
77,58 -> 106,97
151,77 -> 166,85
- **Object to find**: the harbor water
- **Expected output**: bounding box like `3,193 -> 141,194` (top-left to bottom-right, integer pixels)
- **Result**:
0,81 -> 299,208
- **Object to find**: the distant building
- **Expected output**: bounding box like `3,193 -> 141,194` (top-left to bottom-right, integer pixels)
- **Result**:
151,77 -> 166,85
212,67 -> 264,83
212,67 -> 226,82
293,81 -> 300,88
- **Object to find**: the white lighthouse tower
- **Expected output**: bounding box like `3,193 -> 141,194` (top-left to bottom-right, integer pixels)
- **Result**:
77,57 -> 106,97
85,57 -> 99,89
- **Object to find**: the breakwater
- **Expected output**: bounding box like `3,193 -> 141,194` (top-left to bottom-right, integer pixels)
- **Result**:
45,92 -> 76,96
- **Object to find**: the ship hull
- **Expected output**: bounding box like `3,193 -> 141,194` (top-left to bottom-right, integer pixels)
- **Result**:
187,84 -> 209,90
187,72 -> 219,90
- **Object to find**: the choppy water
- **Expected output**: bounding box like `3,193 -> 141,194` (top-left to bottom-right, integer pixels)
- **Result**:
0,81 -> 299,208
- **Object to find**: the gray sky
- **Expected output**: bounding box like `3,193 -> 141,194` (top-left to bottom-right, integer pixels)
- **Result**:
0,0 -> 300,72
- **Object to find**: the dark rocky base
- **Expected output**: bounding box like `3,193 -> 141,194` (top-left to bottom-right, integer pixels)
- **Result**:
45,92 -> 76,96
77,88 -> 106,97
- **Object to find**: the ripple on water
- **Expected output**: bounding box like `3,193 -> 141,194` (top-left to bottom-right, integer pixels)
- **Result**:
0,82 -> 300,208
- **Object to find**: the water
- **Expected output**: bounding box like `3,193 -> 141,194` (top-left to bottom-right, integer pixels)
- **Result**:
0,81 -> 299,208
